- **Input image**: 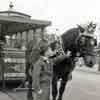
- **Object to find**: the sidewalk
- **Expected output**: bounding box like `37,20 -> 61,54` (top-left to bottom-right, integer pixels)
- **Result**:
0,91 -> 12,100
0,90 -> 27,100
75,64 -> 100,74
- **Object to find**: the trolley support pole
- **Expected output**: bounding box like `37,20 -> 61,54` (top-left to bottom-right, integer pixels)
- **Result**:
0,24 -> 6,90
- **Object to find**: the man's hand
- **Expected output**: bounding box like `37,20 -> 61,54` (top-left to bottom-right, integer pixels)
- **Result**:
37,89 -> 43,94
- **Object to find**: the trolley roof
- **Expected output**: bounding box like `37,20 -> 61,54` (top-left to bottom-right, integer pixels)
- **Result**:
0,3 -> 51,34
0,15 -> 51,34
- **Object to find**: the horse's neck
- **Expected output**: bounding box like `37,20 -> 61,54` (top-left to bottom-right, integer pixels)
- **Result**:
61,28 -> 81,59
65,49 -> 78,62
63,38 -> 79,53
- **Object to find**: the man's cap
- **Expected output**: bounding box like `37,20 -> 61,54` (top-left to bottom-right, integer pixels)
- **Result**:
39,40 -> 49,53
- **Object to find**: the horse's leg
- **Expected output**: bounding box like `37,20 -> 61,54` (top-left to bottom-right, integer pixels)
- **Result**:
68,72 -> 72,81
58,75 -> 68,100
52,75 -> 58,100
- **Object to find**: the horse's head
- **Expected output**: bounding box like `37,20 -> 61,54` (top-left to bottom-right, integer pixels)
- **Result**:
77,22 -> 97,67
77,21 -> 96,33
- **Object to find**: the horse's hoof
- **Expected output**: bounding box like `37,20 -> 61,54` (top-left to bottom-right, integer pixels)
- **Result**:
68,74 -> 72,81
52,98 -> 56,100
57,98 -> 62,100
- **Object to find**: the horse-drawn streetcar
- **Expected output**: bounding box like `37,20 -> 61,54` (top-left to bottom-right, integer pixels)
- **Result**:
0,3 -> 51,89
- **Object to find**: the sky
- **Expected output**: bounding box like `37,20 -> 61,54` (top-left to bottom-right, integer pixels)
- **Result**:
0,0 -> 100,36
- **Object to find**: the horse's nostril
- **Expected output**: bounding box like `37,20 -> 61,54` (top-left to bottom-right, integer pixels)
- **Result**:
90,61 -> 92,64
88,61 -> 93,67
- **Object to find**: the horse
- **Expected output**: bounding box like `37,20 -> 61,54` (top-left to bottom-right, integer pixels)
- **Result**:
51,22 -> 97,100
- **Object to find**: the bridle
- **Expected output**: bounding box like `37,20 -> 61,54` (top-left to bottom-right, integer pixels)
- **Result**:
54,35 -> 66,55
76,33 -> 97,56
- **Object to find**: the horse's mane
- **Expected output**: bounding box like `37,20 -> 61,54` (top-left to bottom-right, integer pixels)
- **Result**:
61,28 -> 79,52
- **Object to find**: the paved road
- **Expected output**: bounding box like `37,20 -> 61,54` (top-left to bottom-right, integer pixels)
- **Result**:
63,69 -> 100,100
0,68 -> 100,100
0,91 -> 13,100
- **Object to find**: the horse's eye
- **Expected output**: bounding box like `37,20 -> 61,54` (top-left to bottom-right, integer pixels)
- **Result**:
92,24 -> 96,29
80,37 -> 85,44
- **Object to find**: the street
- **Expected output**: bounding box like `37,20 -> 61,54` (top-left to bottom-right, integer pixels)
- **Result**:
0,67 -> 100,100
63,68 -> 100,100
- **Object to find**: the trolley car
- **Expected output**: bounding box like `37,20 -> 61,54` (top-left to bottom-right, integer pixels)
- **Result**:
0,3 -> 51,89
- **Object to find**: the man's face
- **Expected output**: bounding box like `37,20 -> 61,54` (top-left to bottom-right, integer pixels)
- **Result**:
44,47 -> 55,57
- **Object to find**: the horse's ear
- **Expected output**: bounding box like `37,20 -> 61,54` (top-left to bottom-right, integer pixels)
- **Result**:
77,24 -> 85,33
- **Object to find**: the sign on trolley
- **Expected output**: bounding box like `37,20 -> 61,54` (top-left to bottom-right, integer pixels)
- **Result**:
0,48 -> 26,81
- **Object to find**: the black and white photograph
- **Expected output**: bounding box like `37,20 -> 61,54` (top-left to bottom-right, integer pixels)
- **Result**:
0,0 -> 100,100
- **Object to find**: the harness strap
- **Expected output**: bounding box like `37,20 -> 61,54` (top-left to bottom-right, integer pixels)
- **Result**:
58,36 -> 65,55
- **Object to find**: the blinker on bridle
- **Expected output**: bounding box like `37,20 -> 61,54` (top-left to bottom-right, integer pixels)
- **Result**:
78,34 -> 96,47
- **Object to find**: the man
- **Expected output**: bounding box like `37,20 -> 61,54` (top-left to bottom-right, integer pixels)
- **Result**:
32,39 -> 52,100
32,39 -> 73,100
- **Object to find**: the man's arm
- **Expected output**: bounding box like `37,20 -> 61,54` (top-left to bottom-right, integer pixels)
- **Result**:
52,55 -> 69,64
